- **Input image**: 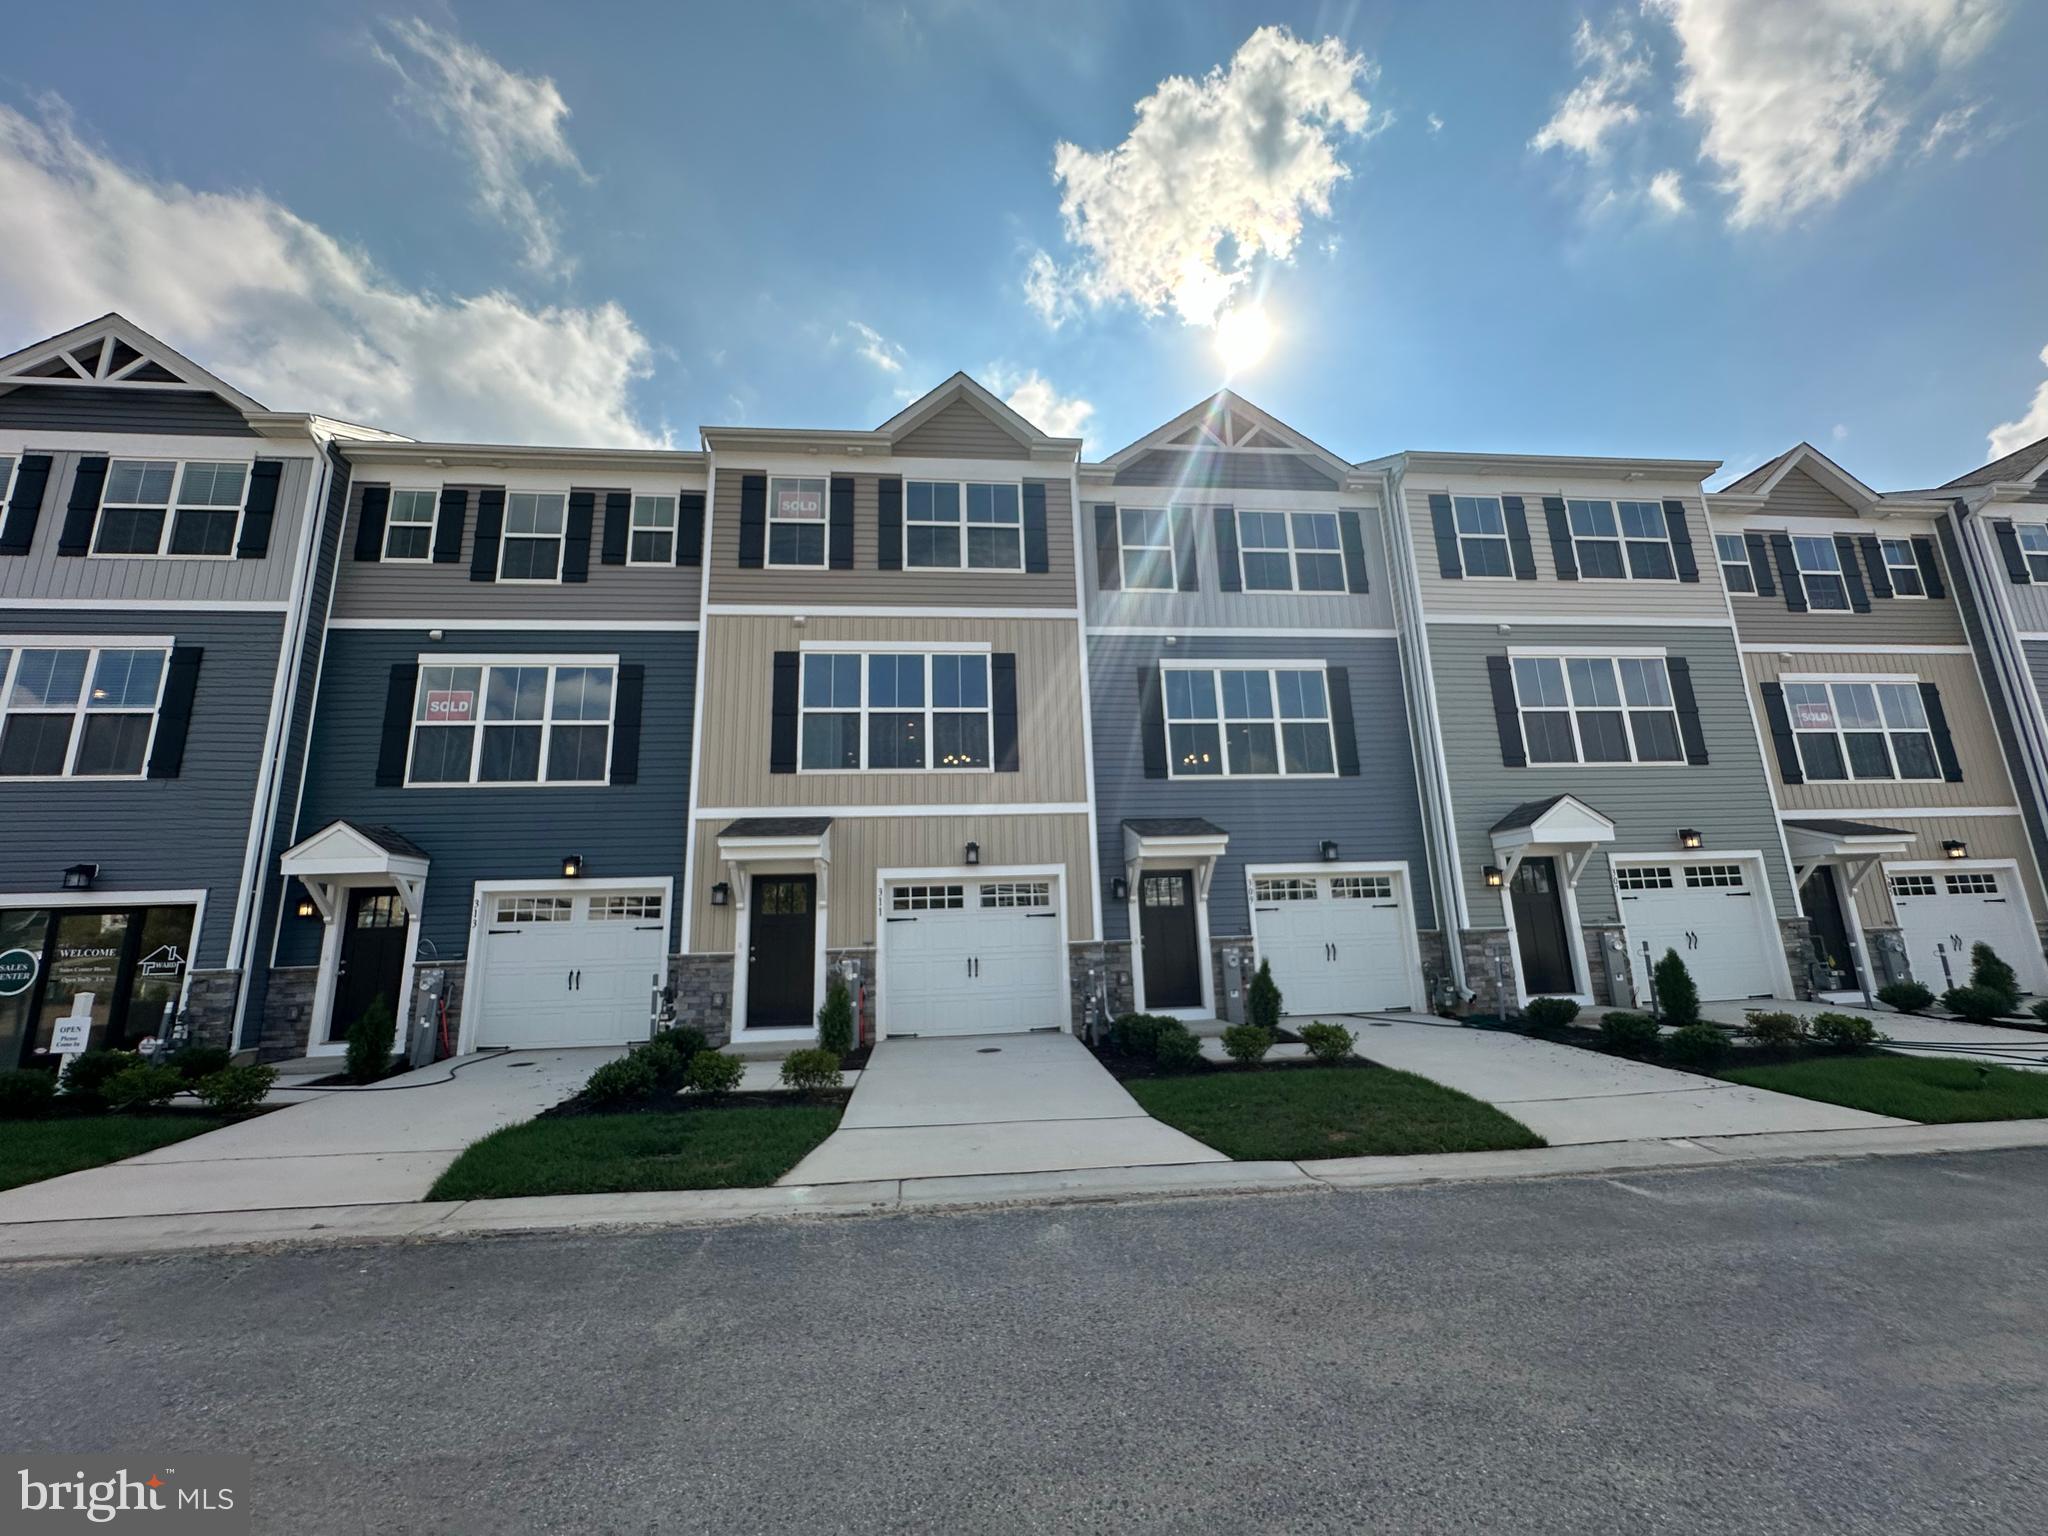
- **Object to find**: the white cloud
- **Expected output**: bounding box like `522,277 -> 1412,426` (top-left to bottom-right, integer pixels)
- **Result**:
1027,26 -> 1372,329
987,365 -> 1094,442
1917,101 -> 1992,160
372,17 -> 587,274
1530,14 -> 1652,160
845,320 -> 906,374
1988,344 -> 2048,460
1831,422 -> 1851,443
1426,113 -> 1445,135
1647,168 -> 1687,212
0,99 -> 663,446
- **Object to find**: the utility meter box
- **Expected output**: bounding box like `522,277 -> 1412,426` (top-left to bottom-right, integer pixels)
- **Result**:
411,968 -> 446,1067
1220,949 -> 1248,1025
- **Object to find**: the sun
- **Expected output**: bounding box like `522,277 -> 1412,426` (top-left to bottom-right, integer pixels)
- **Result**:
1214,303 -> 1273,374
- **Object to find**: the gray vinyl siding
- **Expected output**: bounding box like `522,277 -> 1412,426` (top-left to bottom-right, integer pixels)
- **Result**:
1982,503 -> 2048,633
1113,449 -> 1338,492
893,399 -> 1032,459
0,606 -> 286,968
0,448 -> 317,605
0,384 -> 257,436
1088,634 -> 1435,940
277,627 -> 695,965
1427,621 -> 1795,926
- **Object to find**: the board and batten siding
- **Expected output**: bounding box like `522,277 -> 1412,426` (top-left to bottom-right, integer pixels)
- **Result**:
0,385 -> 257,437
695,613 -> 1088,808
892,399 -> 1033,459
1849,814 -> 2047,929
705,469 -> 1075,607
689,812 -> 1093,952
276,627 -> 696,965
1087,634 -> 1435,940
0,607 -> 286,968
1428,621 -> 1795,927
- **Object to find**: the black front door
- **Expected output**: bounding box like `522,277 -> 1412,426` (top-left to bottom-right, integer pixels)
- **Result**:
1139,870 -> 1201,1009
1802,867 -> 1855,987
331,888 -> 408,1044
1510,858 -> 1575,996
748,876 -> 816,1030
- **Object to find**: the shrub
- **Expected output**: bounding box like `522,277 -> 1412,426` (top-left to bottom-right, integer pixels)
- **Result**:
1109,1013 -> 1167,1057
1941,985 -> 2009,1024
344,995 -> 397,1085
1743,1010 -> 1806,1050
1522,996 -> 1581,1030
1810,1012 -> 1884,1051
583,1053 -> 659,1105
1247,959 -> 1283,1032
194,1064 -> 277,1114
102,1064 -> 184,1111
636,1041 -> 687,1093
1664,1023 -> 1732,1070
1297,1021 -> 1356,1063
779,1048 -> 844,1094
652,1026 -> 709,1064
60,1049 -> 141,1105
1151,1022 -> 1204,1073
0,1069 -> 56,1120
1877,980 -> 1934,1016
1220,1023 -> 1274,1065
1597,1011 -> 1661,1055
167,1045 -> 233,1083
686,1049 -> 747,1096
817,977 -> 856,1059
1651,950 -> 1701,1027
1968,943 -> 2022,1013
2032,999 -> 2048,1026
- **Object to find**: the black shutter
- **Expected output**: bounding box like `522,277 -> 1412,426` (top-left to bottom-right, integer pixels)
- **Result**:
352,485 -> 388,562
828,476 -> 854,569
1768,533 -> 1805,612
1993,520 -> 2030,584
1832,533 -> 1869,612
609,664 -> 644,784
563,491 -> 595,583
1665,656 -> 1709,765
1911,535 -> 1944,598
433,487 -> 468,564
1214,506 -> 1241,592
1542,497 -> 1577,581
876,478 -> 902,571
469,488 -> 504,581
144,647 -> 203,779
1139,666 -> 1167,778
1326,665 -> 1361,776
600,490 -> 630,565
235,460 -> 281,559
1428,493 -> 1461,579
737,474 -> 767,569
1501,495 -> 1537,580
374,663 -> 419,787
1759,682 -> 1803,785
1172,506 -> 1198,591
1022,482 -> 1049,573
1337,508 -> 1370,593
1486,655 -> 1526,768
991,653 -> 1019,772
1095,505 -> 1120,590
1742,531 -> 1777,596
1663,500 -> 1699,582
58,455 -> 108,556
1921,682 -> 1964,782
1857,534 -> 1893,599
769,652 -> 799,773
676,490 -> 704,567
0,453 -> 53,555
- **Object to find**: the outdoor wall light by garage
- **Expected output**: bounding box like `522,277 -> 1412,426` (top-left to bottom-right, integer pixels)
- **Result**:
294,886 -> 318,920
1678,828 -> 1703,850
964,841 -> 980,866
561,854 -> 585,879
1482,865 -> 1504,889
1320,840 -> 1340,862
1943,840 -> 1968,860
1110,876 -> 1129,903
710,881 -> 731,907
61,863 -> 98,891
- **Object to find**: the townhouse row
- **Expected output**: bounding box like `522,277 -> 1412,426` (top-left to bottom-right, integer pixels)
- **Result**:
4,313 -> 2048,1071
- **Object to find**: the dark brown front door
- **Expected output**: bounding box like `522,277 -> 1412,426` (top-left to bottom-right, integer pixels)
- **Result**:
1510,858 -> 1575,996
1802,867 -> 1855,987
331,889 -> 408,1044
748,876 -> 816,1030
1139,870 -> 1201,1009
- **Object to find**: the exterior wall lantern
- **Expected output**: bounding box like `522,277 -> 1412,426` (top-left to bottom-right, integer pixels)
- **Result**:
294,884 -> 318,920
964,841 -> 980,866
1678,828 -> 1703,850
1482,865 -> 1504,889
62,863 -> 98,891
1320,840 -> 1340,862
561,854 -> 585,879
710,881 -> 731,907
1942,840 -> 1968,860
1110,875 -> 1130,903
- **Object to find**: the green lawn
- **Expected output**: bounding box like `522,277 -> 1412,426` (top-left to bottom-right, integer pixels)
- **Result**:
0,1116 -> 228,1193
427,1104 -> 843,1200
1723,1055 -> 2048,1124
1126,1066 -> 1545,1161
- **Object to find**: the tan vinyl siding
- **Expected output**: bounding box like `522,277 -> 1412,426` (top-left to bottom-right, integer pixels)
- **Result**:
1985,507 -> 2048,633
1849,814 -> 2048,928
694,613 -> 1088,808
1761,466 -> 1859,518
705,470 -> 1075,607
690,811 -> 1093,949
1722,520 -> 1963,646
1113,449 -> 1338,492
893,399 -> 1032,459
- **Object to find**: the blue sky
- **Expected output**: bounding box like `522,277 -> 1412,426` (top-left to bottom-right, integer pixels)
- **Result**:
1,1 -> 2043,488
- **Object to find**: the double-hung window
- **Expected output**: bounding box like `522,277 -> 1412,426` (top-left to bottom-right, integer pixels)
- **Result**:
905,482 -> 1022,570
1782,680 -> 1939,782
1879,537 -> 1924,596
1569,499 -> 1675,580
498,492 -> 565,581
1716,533 -> 1755,593
406,661 -> 615,785
629,496 -> 676,564
93,460 -> 249,557
0,456 -> 15,508
767,477 -> 827,567
2016,525 -> 2048,583
1791,535 -> 1849,610
1512,655 -> 1683,765
798,650 -> 991,772
1238,510 -> 1345,592
1118,508 -> 1176,591
384,490 -> 437,561
1453,496 -> 1511,577
0,644 -> 167,778
1163,664 -> 1336,778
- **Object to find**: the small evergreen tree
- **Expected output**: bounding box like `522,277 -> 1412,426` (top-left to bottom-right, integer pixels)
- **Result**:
1247,959 -> 1282,1032
345,995 -> 397,1084
1651,949 -> 1701,1027
1968,943 -> 2021,1014
817,976 -> 855,1058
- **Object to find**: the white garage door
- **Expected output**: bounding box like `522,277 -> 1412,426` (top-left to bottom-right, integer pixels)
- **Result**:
1888,867 -> 2047,994
1250,872 -> 1416,1015
1616,861 -> 1779,1004
473,887 -> 668,1049
882,879 -> 1066,1037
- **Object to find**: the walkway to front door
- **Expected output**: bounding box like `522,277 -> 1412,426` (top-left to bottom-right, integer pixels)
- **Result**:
779,1032 -> 1224,1185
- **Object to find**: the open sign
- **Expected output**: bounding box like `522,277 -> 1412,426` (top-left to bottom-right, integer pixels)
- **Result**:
426,689 -> 476,722
775,486 -> 824,520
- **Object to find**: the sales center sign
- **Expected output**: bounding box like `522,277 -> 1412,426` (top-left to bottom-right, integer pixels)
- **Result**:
425,688 -> 475,724
0,947 -> 37,997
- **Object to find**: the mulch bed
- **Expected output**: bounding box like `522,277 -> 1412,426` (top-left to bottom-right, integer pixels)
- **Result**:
1088,1044 -> 1368,1082
1480,1014 -> 1892,1081
540,1088 -> 853,1121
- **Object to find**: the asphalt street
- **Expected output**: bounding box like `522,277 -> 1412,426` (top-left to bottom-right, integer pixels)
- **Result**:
5,1149 -> 2047,1533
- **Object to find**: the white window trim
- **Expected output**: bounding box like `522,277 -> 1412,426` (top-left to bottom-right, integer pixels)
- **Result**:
766,475 -> 829,570
1509,652 -> 1685,768
91,456 -> 253,561
1234,508 -> 1346,595
1117,506 -> 1177,592
626,494 -> 678,567
2016,523 -> 2048,584
1566,498 -> 1678,583
902,479 -> 1025,573
495,490 -> 568,585
1448,494 -> 1515,581
796,648 -> 996,776
401,652 -> 619,789
1160,659 -> 1339,781
382,488 -> 440,564
1790,533 -> 1851,611
1877,537 -> 1926,599
0,454 -> 15,510
1714,533 -> 1756,593
1779,674 -> 1941,784
0,640 -> 172,781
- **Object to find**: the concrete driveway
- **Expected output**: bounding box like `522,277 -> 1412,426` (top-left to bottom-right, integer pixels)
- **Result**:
780,1031 -> 1224,1185
0,1048 -> 618,1223
1698,998 -> 2048,1072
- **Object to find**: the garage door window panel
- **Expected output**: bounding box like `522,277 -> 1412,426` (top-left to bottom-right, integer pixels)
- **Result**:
1889,874 -> 1936,899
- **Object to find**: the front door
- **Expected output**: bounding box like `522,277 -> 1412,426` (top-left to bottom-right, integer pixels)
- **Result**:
1802,867 -> 1855,988
330,888 -> 408,1044
1510,857 -> 1575,996
747,876 -> 816,1030
1139,870 -> 1201,1009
